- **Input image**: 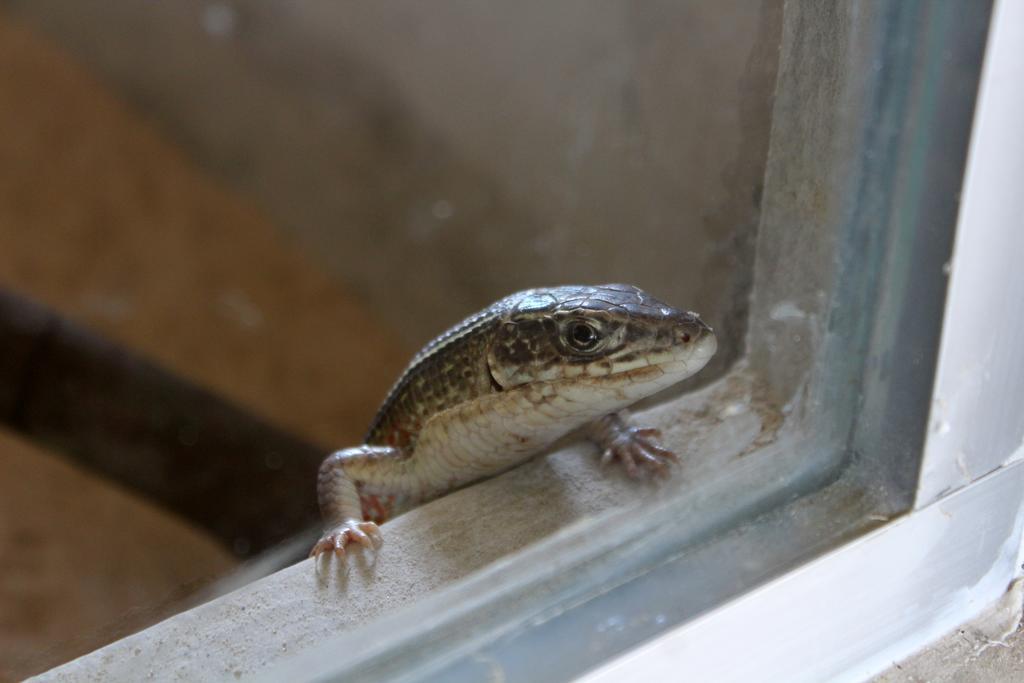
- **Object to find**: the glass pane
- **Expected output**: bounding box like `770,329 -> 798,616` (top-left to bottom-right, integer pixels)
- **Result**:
0,2 -> 782,675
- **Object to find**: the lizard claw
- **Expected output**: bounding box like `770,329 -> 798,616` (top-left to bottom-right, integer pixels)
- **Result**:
310,519 -> 383,560
591,416 -> 679,479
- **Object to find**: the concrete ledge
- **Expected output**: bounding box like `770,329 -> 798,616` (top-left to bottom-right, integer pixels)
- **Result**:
35,370 -> 771,681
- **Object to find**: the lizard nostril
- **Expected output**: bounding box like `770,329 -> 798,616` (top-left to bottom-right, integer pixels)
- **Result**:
676,320 -> 702,345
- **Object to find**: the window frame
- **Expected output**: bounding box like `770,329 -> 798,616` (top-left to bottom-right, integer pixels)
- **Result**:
38,2 -> 1022,681
269,3 -> 1013,680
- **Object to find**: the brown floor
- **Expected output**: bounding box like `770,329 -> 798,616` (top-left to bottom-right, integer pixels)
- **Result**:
0,16 -> 408,680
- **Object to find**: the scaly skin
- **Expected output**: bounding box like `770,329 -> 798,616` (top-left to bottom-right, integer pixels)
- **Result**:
311,284 -> 717,560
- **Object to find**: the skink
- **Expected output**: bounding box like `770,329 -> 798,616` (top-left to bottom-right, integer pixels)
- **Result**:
311,283 -> 717,559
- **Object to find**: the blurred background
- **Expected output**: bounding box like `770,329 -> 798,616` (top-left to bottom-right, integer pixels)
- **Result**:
0,0 -> 781,677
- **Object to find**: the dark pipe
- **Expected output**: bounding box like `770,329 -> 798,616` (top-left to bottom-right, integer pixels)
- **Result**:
0,288 -> 324,557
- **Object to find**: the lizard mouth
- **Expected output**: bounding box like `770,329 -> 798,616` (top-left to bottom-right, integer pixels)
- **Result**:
538,339 -> 716,408
605,322 -> 717,381
576,330 -> 717,394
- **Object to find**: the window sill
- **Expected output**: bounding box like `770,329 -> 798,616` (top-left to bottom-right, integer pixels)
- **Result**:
34,366 -> 789,681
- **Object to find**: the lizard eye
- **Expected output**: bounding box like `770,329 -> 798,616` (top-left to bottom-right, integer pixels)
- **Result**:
566,321 -> 600,351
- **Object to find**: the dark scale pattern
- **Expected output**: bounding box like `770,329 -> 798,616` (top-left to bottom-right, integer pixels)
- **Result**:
366,310 -> 501,447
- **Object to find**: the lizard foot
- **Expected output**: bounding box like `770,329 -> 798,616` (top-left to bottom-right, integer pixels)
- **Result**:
309,519 -> 382,560
590,413 -> 679,479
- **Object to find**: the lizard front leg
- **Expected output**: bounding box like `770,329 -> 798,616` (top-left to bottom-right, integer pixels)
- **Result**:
310,445 -> 410,559
586,411 -> 678,478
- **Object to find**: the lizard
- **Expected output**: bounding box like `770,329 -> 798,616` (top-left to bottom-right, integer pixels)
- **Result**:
310,283 -> 717,560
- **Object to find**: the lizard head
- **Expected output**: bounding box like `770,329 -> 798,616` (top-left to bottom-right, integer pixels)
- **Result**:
487,284 -> 717,400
